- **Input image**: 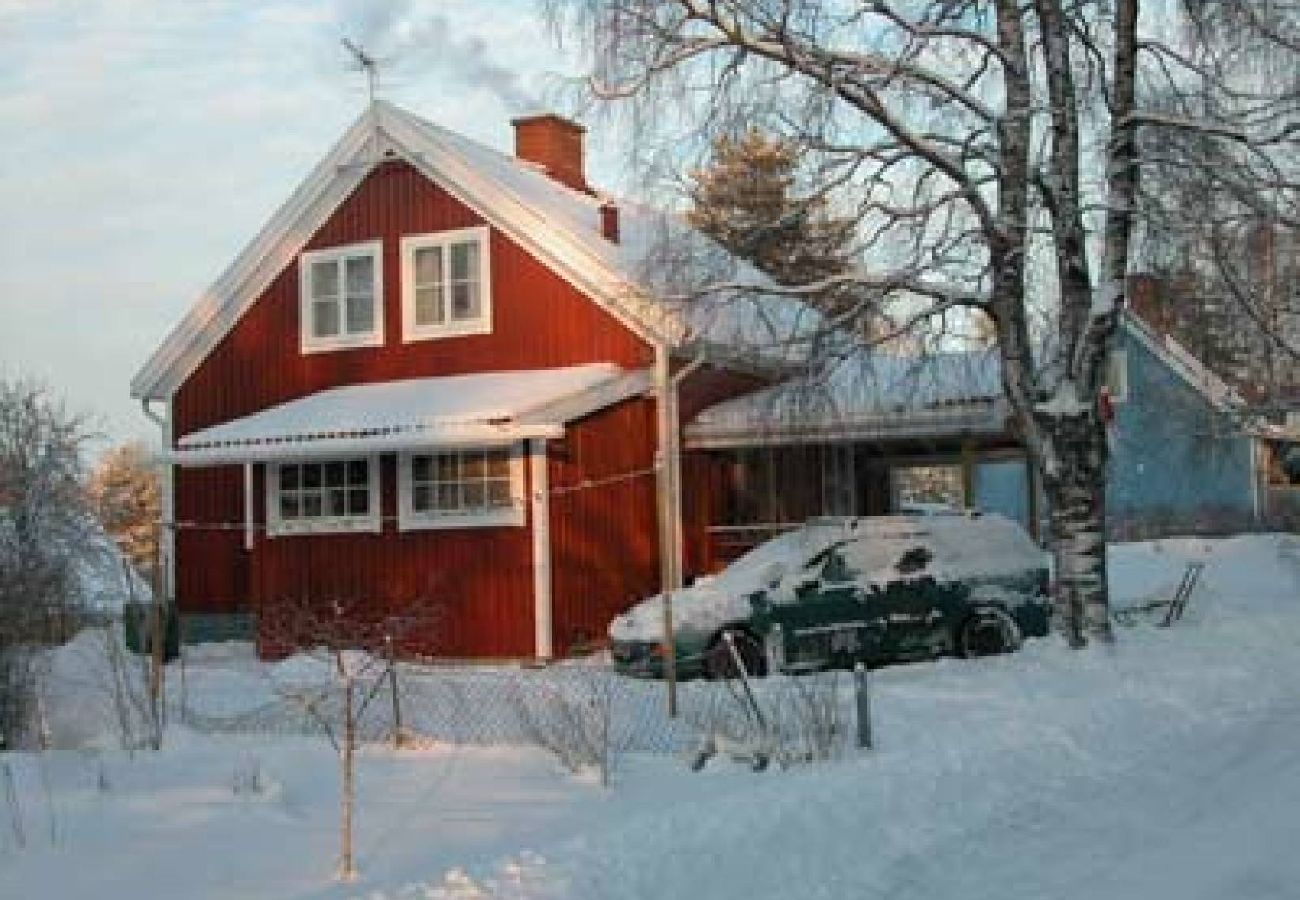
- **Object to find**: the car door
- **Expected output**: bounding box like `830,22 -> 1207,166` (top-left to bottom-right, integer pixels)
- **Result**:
762,547 -> 887,671
877,544 -> 964,660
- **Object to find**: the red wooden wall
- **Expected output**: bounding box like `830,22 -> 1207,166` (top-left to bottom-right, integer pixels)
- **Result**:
549,397 -> 659,655
171,160 -> 658,657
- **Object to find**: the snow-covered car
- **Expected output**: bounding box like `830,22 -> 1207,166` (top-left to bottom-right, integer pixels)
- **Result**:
609,513 -> 1051,679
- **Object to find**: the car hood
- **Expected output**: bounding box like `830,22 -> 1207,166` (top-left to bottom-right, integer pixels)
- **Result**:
609,581 -> 759,644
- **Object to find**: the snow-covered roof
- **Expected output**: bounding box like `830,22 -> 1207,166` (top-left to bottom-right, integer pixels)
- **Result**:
166,364 -> 649,465
687,348 -> 1008,448
132,102 -> 816,401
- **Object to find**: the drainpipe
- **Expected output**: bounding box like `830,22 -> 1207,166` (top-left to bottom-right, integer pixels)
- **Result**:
654,344 -> 706,718
141,399 -> 175,605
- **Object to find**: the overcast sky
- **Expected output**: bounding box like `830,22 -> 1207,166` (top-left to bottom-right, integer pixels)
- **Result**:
0,0 -> 627,454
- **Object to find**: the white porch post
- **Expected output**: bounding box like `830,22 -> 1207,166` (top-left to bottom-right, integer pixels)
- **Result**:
529,438 -> 553,660
243,463 -> 255,551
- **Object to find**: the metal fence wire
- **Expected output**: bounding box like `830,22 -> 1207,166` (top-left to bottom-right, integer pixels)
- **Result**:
178,661 -> 861,760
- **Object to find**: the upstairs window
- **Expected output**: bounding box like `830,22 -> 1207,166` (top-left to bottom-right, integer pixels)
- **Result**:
300,240 -> 383,353
397,446 -> 523,529
267,457 -> 380,536
400,226 -> 492,341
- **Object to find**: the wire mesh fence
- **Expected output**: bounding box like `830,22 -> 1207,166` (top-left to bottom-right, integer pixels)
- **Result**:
176,658 -> 864,762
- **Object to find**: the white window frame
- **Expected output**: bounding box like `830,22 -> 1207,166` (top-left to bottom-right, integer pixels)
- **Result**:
400,226 -> 492,342
299,240 -> 385,354
266,456 -> 381,537
1106,349 -> 1129,404
397,444 -> 525,530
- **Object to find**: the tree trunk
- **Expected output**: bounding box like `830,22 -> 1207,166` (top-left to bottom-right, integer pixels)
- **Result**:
1043,412 -> 1114,646
338,678 -> 356,881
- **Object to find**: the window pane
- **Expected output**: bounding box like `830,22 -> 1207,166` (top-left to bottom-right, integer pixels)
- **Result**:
302,491 -> 322,518
415,286 -> 443,326
345,255 -> 373,297
436,484 -> 459,510
463,481 -> 486,509
484,451 -> 509,477
313,300 -> 339,337
328,488 -> 347,517
411,484 -> 431,512
450,241 -> 477,280
311,260 -> 338,299
347,460 -> 369,485
280,494 -> 300,519
345,295 -> 374,334
302,465 -> 322,489
487,479 -> 511,508
462,452 -> 485,478
280,465 -> 299,491
411,455 -> 431,482
349,488 -> 369,515
324,462 -> 346,487
450,282 -> 479,320
435,454 -> 460,481
414,246 -> 442,285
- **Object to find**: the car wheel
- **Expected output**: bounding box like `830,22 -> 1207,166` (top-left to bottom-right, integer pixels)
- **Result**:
957,607 -> 1023,658
705,627 -> 767,679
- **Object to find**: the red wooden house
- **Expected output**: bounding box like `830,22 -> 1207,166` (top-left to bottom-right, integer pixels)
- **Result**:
131,101 -> 786,659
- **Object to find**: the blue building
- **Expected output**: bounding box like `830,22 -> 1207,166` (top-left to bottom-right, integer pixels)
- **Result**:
684,312 -> 1262,556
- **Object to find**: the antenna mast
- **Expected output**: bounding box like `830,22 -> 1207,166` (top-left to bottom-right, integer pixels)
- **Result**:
342,37 -> 379,103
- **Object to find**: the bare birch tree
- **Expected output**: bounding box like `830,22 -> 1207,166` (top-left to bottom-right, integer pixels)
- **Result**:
547,0 -> 1299,644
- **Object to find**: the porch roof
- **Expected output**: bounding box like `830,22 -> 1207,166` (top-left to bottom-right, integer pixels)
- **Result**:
686,349 -> 1011,448
166,364 -> 650,465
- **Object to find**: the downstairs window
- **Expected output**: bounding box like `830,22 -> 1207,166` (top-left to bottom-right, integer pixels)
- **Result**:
267,457 -> 380,536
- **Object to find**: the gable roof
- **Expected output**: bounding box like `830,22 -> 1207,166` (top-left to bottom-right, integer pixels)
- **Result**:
132,102 -> 813,401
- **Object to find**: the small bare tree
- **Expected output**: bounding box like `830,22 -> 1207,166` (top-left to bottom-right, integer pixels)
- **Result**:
258,593 -> 441,881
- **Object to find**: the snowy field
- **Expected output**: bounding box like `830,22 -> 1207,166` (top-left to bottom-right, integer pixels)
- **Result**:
2,534 -> 1298,899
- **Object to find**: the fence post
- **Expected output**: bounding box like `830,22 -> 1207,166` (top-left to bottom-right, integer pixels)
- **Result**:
854,663 -> 872,750
765,623 -> 785,675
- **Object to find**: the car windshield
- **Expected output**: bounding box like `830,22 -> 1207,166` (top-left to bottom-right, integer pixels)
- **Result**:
707,525 -> 844,594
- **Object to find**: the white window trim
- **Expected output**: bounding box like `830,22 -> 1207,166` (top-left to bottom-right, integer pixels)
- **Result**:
397,444 -> 525,531
400,226 -> 493,343
266,456 -> 382,537
1107,349 -> 1130,404
299,240 -> 385,354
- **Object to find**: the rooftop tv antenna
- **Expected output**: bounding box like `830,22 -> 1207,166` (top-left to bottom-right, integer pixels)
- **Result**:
342,37 -> 380,103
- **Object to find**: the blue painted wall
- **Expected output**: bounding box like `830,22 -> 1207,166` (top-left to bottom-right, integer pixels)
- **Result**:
974,459 -> 1030,530
1106,327 -> 1255,530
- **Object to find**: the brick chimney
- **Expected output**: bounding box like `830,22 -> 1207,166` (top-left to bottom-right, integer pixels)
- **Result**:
511,114 -> 588,193
599,201 -> 620,244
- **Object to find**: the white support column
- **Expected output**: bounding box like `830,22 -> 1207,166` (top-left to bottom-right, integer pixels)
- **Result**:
529,438 -> 553,661
243,463 -> 255,551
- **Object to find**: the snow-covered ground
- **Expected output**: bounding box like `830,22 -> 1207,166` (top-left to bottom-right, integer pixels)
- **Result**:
2,534 -> 1297,899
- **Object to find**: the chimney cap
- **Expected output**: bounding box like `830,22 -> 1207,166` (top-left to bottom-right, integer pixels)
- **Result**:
510,112 -> 586,134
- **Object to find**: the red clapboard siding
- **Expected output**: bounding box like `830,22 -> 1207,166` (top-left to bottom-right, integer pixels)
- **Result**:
548,397 -> 660,656
174,160 -> 651,436
169,160 -> 657,658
